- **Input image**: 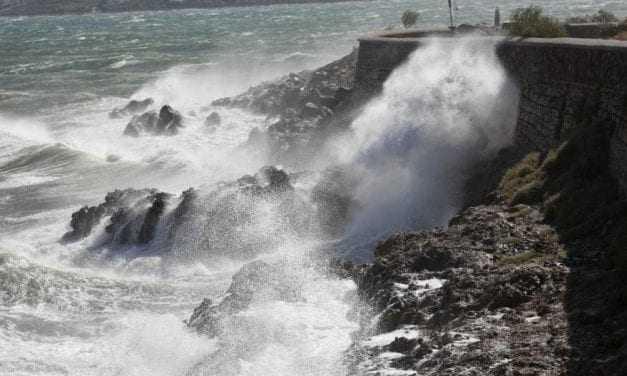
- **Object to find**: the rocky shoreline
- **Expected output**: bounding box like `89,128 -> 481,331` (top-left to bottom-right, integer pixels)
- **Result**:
61,48 -> 627,375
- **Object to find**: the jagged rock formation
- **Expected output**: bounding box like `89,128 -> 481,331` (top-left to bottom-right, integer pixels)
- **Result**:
213,51 -> 361,165
62,165 -> 354,259
62,188 -> 157,242
187,260 -> 304,336
204,111 -> 221,131
0,0 -> 361,16
123,105 -> 183,136
109,98 -> 154,119
346,204 -> 569,375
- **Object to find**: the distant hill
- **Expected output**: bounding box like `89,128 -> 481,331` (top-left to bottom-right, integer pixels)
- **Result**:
0,0 -> 360,16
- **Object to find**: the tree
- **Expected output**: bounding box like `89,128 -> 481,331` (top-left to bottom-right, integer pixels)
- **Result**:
592,10 -> 618,24
401,10 -> 419,29
509,6 -> 566,38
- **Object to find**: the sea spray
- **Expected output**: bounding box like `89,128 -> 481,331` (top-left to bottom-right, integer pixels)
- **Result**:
329,36 -> 518,258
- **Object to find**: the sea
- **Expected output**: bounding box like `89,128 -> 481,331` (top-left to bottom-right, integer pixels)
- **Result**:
0,1 -> 624,375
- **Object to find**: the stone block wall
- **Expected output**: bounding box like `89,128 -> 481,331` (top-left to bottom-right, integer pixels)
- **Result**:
354,36 -> 421,92
496,38 -> 627,190
355,34 -> 627,191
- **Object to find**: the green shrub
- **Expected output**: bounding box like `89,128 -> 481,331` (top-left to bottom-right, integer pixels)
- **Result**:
593,10 -> 618,23
498,152 -> 543,202
401,10 -> 418,29
509,6 -> 566,38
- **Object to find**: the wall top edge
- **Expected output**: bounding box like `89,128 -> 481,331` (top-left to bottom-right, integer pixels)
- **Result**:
358,31 -> 627,51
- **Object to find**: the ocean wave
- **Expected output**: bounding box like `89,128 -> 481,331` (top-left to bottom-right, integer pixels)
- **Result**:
110,59 -> 141,69
272,51 -> 317,63
0,143 -> 85,174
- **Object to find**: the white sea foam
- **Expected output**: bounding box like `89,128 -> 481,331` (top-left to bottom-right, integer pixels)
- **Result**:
326,37 -> 518,257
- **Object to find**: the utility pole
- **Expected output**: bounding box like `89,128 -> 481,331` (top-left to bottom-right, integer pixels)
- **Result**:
448,0 -> 455,30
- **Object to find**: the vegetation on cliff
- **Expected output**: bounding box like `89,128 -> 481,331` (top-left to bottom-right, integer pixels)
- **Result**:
498,119 -> 627,270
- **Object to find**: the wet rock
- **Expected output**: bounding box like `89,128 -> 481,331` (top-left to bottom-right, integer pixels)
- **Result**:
187,260 -> 304,337
204,111 -> 221,128
348,205 -> 569,376
105,190 -> 172,245
64,166 -> 315,259
109,98 -> 154,118
256,165 -> 291,191
212,51 -> 358,162
311,167 -> 358,238
62,188 -> 156,242
156,105 -> 183,134
106,154 -> 121,163
123,111 -> 158,137
62,205 -> 106,241
137,192 -> 169,244
123,105 -> 183,136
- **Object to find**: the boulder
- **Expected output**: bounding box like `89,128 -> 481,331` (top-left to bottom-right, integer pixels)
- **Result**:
109,98 -> 154,118
123,105 -> 183,136
256,165 -> 291,191
187,260 -> 303,336
124,111 -> 158,136
156,105 -> 183,135
204,111 -> 221,128
61,188 -> 156,242
105,191 -> 172,245
62,205 -> 106,241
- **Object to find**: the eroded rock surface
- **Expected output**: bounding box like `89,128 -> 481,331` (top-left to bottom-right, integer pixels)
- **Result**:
213,51 -> 360,164
109,98 -> 154,119
123,105 -> 183,136
347,205 -> 570,376
187,260 -> 304,337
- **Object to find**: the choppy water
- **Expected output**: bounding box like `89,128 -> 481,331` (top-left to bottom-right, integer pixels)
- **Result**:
0,1 -> 623,375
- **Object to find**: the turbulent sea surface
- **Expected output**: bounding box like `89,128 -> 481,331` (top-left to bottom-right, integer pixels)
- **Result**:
0,1 -> 625,375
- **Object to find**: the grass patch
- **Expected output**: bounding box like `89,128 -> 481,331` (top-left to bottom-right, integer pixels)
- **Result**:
496,118 -> 627,270
498,152 -> 543,202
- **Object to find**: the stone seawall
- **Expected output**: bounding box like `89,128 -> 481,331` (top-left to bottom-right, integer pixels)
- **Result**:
355,33 -> 627,191
496,38 -> 627,191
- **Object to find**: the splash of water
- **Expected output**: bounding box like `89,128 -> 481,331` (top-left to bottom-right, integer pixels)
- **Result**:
328,37 -> 518,257
0,34 -> 520,376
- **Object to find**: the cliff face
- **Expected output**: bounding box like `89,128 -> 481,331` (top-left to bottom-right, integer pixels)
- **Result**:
0,0 -> 357,16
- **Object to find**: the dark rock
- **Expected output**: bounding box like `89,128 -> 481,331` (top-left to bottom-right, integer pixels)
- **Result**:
311,167 -> 357,238
212,51 -> 358,163
62,188 -> 157,242
106,154 -> 121,163
137,192 -> 169,244
348,205 -> 569,376
256,166 -> 291,191
205,111 -> 221,128
123,105 -> 183,137
62,205 -> 106,241
124,111 -> 158,136
187,260 -> 304,337
110,98 -> 154,118
156,105 -> 183,135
